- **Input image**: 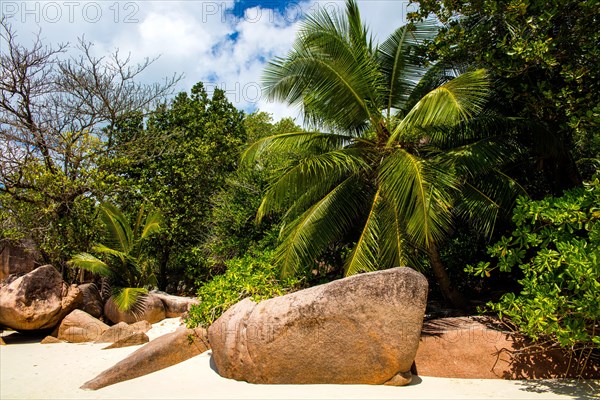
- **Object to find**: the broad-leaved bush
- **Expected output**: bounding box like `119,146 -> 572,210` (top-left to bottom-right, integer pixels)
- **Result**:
186,250 -> 301,328
468,176 -> 600,351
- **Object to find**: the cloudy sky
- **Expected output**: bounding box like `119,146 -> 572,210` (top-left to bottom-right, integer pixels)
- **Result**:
2,0 -> 414,123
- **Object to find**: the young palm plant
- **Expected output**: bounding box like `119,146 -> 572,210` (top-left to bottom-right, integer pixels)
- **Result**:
243,0 -> 525,307
69,203 -> 162,312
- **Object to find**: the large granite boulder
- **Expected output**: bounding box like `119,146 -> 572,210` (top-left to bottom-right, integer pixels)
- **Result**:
81,326 -> 209,390
77,283 -> 104,319
55,309 -> 109,343
103,293 -> 166,324
209,267 -> 428,386
150,291 -> 199,318
0,265 -> 83,331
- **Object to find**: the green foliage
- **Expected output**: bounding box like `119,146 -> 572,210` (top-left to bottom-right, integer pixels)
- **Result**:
185,250 -> 301,328
201,112 -> 301,274
69,203 -> 162,311
110,83 -> 246,290
250,0 -> 525,305
0,133 -> 109,273
410,0 -> 600,190
467,176 -> 600,350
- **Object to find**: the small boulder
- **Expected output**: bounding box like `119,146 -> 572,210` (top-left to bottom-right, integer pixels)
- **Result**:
150,291 -> 199,318
0,265 -> 83,331
209,267 -> 428,386
103,294 -> 166,324
81,326 -> 209,390
78,283 -> 103,319
129,320 -> 152,333
41,335 -> 63,344
102,332 -> 149,349
56,309 -> 109,343
95,320 -> 152,343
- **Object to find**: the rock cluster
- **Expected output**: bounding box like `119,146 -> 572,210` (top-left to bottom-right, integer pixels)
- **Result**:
0,265 -> 197,333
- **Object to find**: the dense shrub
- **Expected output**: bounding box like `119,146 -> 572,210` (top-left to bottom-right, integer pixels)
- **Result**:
468,176 -> 600,352
185,250 -> 301,328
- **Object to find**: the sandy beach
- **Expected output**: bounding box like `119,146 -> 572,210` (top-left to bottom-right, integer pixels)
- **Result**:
1,318 -> 598,400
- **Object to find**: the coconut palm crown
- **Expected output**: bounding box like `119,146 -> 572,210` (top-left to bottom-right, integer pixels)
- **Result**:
243,0 -> 524,306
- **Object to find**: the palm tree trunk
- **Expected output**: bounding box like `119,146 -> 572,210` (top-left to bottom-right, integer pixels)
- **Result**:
428,244 -> 468,309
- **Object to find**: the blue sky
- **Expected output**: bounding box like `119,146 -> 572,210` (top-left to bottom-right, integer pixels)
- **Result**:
2,0 -> 412,122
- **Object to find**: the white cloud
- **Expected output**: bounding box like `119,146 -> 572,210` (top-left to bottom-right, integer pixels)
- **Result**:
2,0 -> 410,124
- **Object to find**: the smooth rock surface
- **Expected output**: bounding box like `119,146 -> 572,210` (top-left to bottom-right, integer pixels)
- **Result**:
0,265 -> 82,331
81,326 -> 209,390
415,317 -> 600,379
78,283 -> 104,319
102,332 -> 149,349
209,267 -> 428,386
0,241 -> 37,281
56,310 -> 109,343
103,294 -> 166,324
150,291 -> 199,318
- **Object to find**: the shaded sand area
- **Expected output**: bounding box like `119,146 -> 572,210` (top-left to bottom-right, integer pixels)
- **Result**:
1,318 -> 598,400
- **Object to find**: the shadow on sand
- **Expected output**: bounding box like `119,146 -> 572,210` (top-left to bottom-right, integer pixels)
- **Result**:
515,379 -> 600,400
1,330 -> 47,345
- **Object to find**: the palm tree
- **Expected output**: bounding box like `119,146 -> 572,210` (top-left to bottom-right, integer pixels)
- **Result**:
69,203 -> 162,312
243,0 -> 524,307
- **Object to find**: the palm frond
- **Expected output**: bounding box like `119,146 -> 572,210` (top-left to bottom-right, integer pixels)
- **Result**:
440,137 -> 524,178
99,203 -> 133,254
275,176 -> 370,277
257,147 -> 372,221
141,210 -> 162,239
454,172 -> 527,237
390,69 -> 490,144
133,203 -> 146,239
344,189 -> 381,275
379,19 -> 439,114
241,131 -> 352,165
426,111 -> 522,148
263,0 -> 381,133
379,149 -> 457,248
91,244 -> 127,262
111,287 -> 148,313
68,253 -> 111,276
378,198 -> 424,271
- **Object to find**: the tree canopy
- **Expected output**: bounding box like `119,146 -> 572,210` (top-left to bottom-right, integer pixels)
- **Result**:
409,0 -> 600,192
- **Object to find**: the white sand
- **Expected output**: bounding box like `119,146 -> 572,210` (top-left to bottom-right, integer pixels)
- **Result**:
1,318 -> 597,400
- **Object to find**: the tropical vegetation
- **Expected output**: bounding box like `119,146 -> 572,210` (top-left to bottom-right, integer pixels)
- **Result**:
0,0 -> 598,359
409,0 -> 600,192
243,0 -> 524,307
186,250 -> 301,328
468,176 -> 600,362
69,204 -> 162,312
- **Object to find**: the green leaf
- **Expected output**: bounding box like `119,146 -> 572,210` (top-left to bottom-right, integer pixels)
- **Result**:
68,253 -> 111,276
112,287 -> 148,313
